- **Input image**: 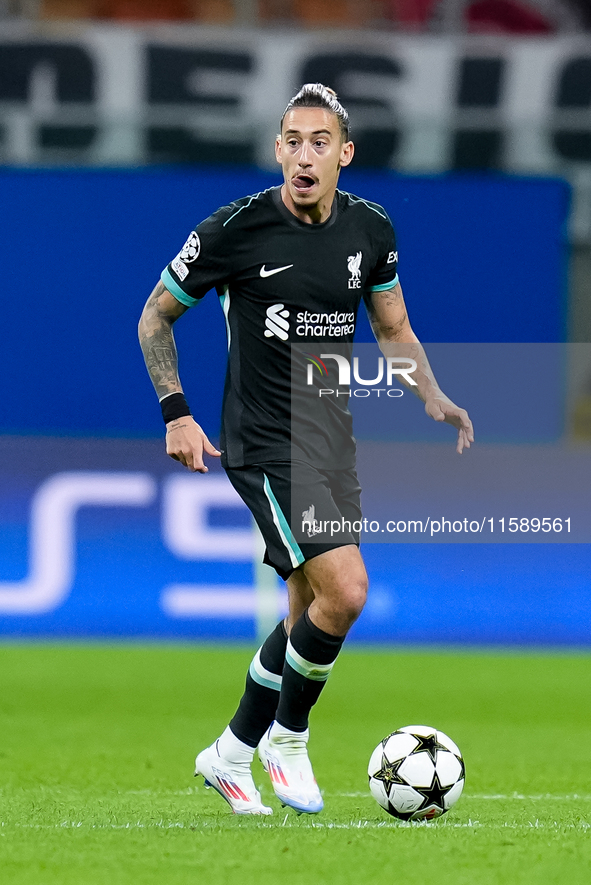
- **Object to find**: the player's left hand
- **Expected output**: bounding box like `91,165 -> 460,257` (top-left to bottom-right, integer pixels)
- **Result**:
424,394 -> 474,454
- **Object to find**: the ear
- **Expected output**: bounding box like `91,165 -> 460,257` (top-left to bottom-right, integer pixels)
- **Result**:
275,134 -> 282,165
339,140 -> 354,168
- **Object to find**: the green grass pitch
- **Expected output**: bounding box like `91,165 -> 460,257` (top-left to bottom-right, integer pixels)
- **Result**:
1,644 -> 591,884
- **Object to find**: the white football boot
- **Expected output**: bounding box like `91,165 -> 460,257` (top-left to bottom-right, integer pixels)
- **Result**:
195,728 -> 273,816
258,721 -> 324,814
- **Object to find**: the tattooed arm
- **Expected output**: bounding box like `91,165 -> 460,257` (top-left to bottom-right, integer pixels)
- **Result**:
367,282 -> 474,454
138,281 -> 220,472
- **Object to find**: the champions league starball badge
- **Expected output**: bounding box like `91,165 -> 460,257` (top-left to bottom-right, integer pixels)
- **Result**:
179,231 -> 201,263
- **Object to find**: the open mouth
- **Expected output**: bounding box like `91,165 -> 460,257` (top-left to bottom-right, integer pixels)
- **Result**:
292,175 -> 316,194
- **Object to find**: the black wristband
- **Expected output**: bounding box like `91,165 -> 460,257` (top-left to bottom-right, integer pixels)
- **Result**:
160,392 -> 192,425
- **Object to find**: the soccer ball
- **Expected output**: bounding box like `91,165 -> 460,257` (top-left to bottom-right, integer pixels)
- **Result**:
368,725 -> 465,821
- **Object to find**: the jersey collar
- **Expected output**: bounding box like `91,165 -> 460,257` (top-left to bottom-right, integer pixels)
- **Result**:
270,186 -> 338,230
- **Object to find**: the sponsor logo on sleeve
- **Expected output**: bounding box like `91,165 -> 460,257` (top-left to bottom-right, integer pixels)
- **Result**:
387,250 -> 398,264
179,231 -> 201,263
172,256 -> 189,281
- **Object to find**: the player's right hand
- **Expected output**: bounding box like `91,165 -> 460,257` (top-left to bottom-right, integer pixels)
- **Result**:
165,416 -> 221,473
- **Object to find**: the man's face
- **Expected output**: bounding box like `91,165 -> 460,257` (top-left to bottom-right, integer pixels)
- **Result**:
276,107 -> 354,216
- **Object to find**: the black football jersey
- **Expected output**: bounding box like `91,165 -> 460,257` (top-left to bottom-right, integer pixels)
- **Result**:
162,186 -> 398,468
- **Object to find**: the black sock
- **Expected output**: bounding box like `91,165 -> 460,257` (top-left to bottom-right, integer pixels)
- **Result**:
275,609 -> 345,732
229,620 -> 288,748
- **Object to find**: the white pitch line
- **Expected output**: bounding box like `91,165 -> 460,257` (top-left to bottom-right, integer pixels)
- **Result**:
119,789 -> 591,802
329,792 -> 591,801
1,819 -> 591,832
14,788 -> 591,804
464,794 -> 591,801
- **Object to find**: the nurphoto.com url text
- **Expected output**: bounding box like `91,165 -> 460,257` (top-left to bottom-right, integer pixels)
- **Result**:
303,516 -> 572,537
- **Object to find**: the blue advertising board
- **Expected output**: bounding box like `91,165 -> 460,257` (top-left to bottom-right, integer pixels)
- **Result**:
1,435 -> 590,645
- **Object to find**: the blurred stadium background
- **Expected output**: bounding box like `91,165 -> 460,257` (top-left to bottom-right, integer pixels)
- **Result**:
1,0 -> 591,646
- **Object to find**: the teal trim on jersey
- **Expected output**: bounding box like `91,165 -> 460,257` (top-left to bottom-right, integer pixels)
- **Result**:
219,286 -> 231,351
346,192 -> 388,220
370,275 -> 399,293
222,192 -> 261,227
262,474 -> 305,570
161,268 -> 199,307
285,640 -> 334,682
249,648 -> 282,692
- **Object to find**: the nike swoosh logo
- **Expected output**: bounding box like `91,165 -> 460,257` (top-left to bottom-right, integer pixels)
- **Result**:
260,264 -> 294,278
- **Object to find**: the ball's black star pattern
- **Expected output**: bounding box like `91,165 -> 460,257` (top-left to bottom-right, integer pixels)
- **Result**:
409,732 -> 448,764
373,751 -> 406,795
457,755 -> 466,780
414,771 -> 454,814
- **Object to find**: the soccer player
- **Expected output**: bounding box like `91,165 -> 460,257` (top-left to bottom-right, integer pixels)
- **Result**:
138,84 -> 473,816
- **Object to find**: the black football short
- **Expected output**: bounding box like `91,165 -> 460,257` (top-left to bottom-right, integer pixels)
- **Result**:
225,460 -> 362,581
